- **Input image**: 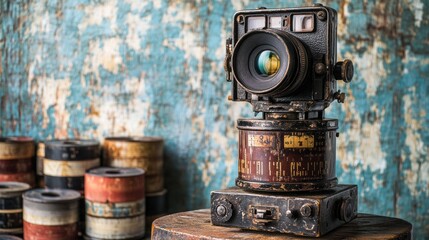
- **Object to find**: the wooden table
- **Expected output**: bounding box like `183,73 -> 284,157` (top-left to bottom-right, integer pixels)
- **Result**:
152,209 -> 412,240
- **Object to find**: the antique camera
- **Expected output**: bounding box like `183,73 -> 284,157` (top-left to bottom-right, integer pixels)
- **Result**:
212,4 -> 358,237
225,4 -> 353,116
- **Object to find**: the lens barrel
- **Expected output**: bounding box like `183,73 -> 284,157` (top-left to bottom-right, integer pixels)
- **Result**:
232,29 -> 308,97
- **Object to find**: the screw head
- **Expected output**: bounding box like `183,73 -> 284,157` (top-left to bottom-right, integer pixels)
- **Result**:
300,204 -> 312,217
216,205 -> 227,216
317,11 -> 326,21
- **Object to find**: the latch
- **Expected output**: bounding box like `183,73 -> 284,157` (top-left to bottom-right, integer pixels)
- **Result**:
250,206 -> 278,224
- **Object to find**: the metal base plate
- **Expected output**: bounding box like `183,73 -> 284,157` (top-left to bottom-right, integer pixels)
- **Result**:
211,184 -> 358,237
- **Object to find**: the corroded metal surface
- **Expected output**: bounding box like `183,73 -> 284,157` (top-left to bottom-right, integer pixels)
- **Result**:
237,119 -> 337,192
0,138 -> 34,160
85,214 -> 145,240
211,186 -> 358,237
0,158 -> 33,173
0,1 -> 428,238
0,137 -> 35,186
0,173 -> 34,187
44,139 -> 100,191
85,167 -> 146,239
23,222 -> 78,240
103,137 -> 164,193
84,167 -> 145,203
85,199 -> 145,218
23,189 -> 80,240
152,209 -> 412,240
0,182 -> 30,235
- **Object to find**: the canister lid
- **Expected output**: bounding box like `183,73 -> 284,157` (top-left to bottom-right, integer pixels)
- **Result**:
23,189 -> 81,203
86,167 -> 144,178
0,182 -> 31,197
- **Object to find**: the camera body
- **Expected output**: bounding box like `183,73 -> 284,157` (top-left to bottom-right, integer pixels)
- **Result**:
225,5 -> 352,115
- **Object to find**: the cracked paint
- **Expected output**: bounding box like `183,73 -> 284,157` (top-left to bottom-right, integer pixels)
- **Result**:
1,0 -> 428,239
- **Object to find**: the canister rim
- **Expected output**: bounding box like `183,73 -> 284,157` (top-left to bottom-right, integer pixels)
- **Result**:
23,189 -> 81,203
0,181 -> 31,196
236,118 -> 338,130
104,136 -> 163,143
44,139 -> 99,147
86,167 -> 145,178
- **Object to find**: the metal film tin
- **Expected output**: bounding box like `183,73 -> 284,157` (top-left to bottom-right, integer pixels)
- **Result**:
0,182 -> 30,234
236,119 -> 338,192
23,189 -> 80,240
85,167 -> 145,203
103,137 -> 163,193
84,167 -> 146,239
0,137 -> 35,187
44,139 -> 100,191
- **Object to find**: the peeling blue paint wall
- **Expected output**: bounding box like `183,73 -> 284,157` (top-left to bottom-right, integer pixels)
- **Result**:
1,0 -> 428,238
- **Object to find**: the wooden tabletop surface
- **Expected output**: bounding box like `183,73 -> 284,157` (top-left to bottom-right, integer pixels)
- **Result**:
152,209 -> 412,240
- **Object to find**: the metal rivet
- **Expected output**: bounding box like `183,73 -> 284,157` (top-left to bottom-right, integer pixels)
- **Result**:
317,11 -> 326,21
315,63 -> 326,75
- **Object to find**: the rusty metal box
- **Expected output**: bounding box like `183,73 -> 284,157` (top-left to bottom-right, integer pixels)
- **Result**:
211,185 -> 357,237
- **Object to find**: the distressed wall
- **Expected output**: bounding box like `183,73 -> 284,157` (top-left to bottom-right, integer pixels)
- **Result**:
0,0 -> 428,238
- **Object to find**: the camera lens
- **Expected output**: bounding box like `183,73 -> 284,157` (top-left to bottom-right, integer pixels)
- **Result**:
255,50 -> 280,77
232,29 -> 308,97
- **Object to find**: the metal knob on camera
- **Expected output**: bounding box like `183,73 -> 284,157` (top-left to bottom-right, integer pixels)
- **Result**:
334,59 -> 354,83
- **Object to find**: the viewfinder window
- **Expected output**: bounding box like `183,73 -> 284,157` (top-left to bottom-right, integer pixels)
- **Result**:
292,14 -> 314,32
269,17 -> 282,29
247,16 -> 266,31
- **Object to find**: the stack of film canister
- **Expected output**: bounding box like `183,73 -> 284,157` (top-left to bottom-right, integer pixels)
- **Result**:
84,167 -> 145,239
103,137 -> 167,234
23,189 -> 80,240
35,142 -> 44,188
43,139 -> 100,237
0,182 -> 30,237
0,137 -> 35,186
